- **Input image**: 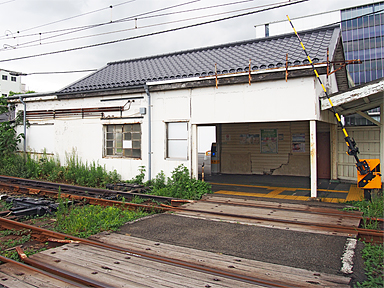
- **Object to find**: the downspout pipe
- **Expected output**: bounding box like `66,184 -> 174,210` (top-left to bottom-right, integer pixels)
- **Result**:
144,84 -> 151,181
19,96 -> 26,154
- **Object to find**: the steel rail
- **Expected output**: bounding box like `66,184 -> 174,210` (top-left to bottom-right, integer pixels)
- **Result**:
200,198 -> 384,223
0,217 -> 295,288
0,174 -> 175,204
168,206 -> 383,244
1,175 -> 381,242
0,253 -> 98,287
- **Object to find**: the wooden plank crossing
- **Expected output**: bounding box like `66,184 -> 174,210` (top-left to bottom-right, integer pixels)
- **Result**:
87,233 -> 350,287
30,241 -> 263,288
0,263 -> 78,288
174,195 -> 361,237
0,232 -> 351,287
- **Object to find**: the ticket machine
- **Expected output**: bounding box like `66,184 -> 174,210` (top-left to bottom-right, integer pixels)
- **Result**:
211,143 -> 219,174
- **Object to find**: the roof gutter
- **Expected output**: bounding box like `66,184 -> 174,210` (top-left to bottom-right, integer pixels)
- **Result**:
6,91 -> 57,100
144,84 -> 152,181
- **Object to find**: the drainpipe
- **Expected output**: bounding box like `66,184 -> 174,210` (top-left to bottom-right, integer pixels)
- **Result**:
19,96 -> 27,154
144,84 -> 151,181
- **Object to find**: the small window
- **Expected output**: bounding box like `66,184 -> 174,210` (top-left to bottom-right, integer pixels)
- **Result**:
265,24 -> 269,37
167,122 -> 188,159
2,75 -> 7,80
11,76 -> 16,82
104,124 -> 141,158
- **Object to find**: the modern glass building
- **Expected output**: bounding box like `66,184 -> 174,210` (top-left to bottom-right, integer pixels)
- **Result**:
341,2 -> 384,86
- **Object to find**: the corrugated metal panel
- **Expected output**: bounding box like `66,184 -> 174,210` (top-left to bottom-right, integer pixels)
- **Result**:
221,121 -> 310,176
337,126 -> 380,181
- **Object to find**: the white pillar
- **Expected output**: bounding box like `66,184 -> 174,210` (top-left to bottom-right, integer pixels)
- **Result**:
310,120 -> 317,198
191,124 -> 198,180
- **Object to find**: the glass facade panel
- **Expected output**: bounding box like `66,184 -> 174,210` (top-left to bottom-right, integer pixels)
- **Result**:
341,2 -> 384,86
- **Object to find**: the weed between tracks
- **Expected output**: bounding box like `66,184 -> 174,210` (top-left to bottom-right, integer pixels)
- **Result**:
344,194 -> 384,287
54,196 -> 152,238
0,196 -> 153,264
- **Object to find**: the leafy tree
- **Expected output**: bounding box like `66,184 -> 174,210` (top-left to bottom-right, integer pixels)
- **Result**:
0,91 -> 34,156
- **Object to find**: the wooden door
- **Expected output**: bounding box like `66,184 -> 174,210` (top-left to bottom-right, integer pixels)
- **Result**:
317,132 -> 331,179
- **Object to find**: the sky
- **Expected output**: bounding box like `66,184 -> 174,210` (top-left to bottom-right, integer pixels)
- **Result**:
0,0 -> 378,93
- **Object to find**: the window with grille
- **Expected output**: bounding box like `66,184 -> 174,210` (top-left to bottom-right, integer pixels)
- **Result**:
104,124 -> 141,158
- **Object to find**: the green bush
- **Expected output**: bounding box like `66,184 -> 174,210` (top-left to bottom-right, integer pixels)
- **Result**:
143,165 -> 211,200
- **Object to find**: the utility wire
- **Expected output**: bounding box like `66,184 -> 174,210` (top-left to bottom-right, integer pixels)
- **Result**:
1,0 -> 206,52
2,0 -> 136,37
2,1 -> 285,51
0,0 -> 307,63
0,0 -> 15,5
2,0 -> 251,42
0,0 -> 201,42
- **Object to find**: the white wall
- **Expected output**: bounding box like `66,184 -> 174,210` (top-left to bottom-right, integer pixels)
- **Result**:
0,70 -> 25,96
255,11 -> 340,38
190,76 -> 319,124
16,73 -> 331,181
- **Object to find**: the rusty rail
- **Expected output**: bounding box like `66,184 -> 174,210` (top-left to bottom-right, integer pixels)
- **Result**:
0,217 -> 294,288
0,253 -> 97,287
1,175 -> 381,243
200,198 -> 384,223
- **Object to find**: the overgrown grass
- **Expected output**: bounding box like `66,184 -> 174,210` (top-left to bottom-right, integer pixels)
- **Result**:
0,229 -> 44,263
344,193 -> 383,286
142,165 -> 212,200
0,151 -> 120,188
357,242 -> 384,287
54,196 -> 151,238
344,194 -> 383,230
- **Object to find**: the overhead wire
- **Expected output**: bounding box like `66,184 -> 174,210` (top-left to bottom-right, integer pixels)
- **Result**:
0,0 -> 136,37
1,0 -> 251,42
0,0 -> 15,5
0,0 -> 307,63
1,0 -> 291,52
0,0 -> 201,43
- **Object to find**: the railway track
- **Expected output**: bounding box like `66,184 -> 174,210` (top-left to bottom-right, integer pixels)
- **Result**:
0,176 -> 380,287
0,217 -> 300,288
0,175 -> 382,243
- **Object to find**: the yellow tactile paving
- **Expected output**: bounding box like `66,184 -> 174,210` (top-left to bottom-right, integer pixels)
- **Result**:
214,187 -> 351,202
346,185 -> 363,202
209,182 -> 349,193
266,188 -> 285,197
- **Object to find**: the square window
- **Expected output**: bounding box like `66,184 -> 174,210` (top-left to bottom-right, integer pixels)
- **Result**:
11,76 -> 16,82
2,75 -> 7,80
104,124 -> 141,158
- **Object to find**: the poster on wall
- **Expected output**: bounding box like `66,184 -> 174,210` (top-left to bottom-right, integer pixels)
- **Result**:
261,129 -> 278,153
292,133 -> 305,152
240,134 -> 260,144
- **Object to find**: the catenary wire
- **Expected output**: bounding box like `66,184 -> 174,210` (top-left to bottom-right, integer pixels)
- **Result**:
1,1 -> 290,51
0,0 -> 136,37
0,0 -> 201,42
0,0 -> 307,63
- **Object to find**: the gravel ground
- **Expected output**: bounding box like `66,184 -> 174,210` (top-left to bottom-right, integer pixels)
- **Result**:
118,213 -> 366,286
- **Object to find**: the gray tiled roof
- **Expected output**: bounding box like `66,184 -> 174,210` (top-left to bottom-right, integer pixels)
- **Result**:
58,25 -> 340,95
